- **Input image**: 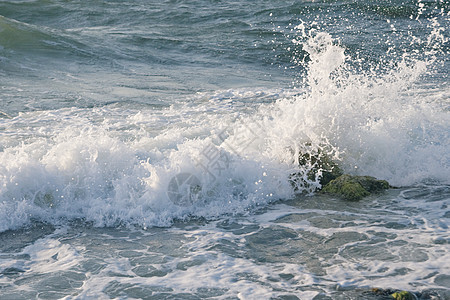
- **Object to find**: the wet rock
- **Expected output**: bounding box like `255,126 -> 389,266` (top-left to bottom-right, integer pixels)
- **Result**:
298,150 -> 343,186
368,288 -> 416,300
289,146 -> 343,192
288,144 -> 391,200
390,291 -> 415,300
321,174 -> 390,201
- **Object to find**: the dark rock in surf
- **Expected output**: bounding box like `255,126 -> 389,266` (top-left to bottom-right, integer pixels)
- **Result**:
321,174 -> 390,201
368,288 -> 417,300
299,150 -> 343,186
289,148 -> 343,193
391,291 -> 416,300
288,144 -> 391,200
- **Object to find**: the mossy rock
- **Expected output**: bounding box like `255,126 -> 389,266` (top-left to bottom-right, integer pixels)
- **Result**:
298,150 -> 343,186
391,291 -> 415,300
290,147 -> 343,193
321,174 -> 390,201
368,288 -> 416,300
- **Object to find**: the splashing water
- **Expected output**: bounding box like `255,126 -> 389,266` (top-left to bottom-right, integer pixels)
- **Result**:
0,14 -> 449,231
1,2 -> 449,299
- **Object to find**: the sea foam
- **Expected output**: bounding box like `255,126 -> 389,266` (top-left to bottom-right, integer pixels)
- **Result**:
0,19 -> 448,231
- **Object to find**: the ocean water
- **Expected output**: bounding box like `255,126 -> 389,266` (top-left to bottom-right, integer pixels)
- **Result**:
0,0 -> 449,299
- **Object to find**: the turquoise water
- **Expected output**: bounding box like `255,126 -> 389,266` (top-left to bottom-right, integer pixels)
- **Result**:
0,0 -> 449,299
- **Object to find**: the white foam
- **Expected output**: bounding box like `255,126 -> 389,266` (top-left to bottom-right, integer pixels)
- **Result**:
0,18 -> 448,231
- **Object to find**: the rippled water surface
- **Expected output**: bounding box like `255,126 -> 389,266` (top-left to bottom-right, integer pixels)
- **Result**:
1,187 -> 449,299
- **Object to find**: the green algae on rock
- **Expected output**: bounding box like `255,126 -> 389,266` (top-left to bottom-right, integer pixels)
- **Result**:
289,144 -> 343,193
391,291 -> 416,300
321,174 -> 390,201
368,288 -> 417,300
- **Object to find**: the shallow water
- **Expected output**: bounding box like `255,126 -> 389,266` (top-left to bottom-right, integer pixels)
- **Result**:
1,0 -> 449,299
1,186 -> 449,299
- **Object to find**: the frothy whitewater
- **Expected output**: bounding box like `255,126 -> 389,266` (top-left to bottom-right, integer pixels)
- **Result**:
0,1 -> 449,298
1,25 -> 448,230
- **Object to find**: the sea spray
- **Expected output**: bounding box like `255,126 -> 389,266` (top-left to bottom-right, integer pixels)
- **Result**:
0,14 -> 449,231
262,20 -> 449,187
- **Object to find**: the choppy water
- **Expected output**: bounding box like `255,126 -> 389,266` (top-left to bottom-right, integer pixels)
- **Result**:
0,0 -> 449,299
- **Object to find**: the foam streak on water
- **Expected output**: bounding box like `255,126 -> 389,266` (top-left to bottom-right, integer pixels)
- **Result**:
0,186 -> 448,299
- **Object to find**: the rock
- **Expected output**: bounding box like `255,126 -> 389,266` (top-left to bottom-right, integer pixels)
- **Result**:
391,291 -> 416,300
288,144 -> 391,200
367,288 -> 417,300
298,150 -> 343,186
321,174 -> 390,201
289,146 -> 343,193
370,287 -> 392,296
